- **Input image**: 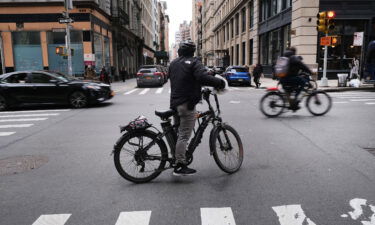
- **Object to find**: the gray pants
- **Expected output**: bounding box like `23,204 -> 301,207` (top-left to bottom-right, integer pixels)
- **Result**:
175,102 -> 196,164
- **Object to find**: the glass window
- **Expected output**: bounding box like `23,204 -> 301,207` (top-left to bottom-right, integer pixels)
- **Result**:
236,44 -> 239,65
47,31 -> 82,44
231,18 -> 234,38
4,73 -> 28,83
242,42 -> 246,65
235,13 -> 239,35
249,39 -> 253,65
271,0 -> 277,16
241,7 -> 246,33
232,68 -> 248,72
12,32 -> 40,45
31,73 -> 53,83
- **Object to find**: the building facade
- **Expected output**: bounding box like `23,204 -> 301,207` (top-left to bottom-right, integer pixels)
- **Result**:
196,0 -> 375,78
0,0 -> 113,76
155,1 -> 169,65
140,0 -> 156,64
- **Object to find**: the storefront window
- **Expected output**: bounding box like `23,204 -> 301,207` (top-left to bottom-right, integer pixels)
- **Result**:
12,31 -> 43,71
94,33 -> 103,73
104,36 -> 110,69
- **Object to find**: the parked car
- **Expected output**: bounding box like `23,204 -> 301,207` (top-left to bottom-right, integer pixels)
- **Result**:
224,66 -> 251,86
136,66 -> 165,87
0,71 -> 114,111
138,65 -> 167,84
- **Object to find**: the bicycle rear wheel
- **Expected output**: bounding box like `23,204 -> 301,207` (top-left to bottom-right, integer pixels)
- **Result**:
260,92 -> 285,118
113,130 -> 168,183
210,124 -> 243,174
306,90 -> 332,116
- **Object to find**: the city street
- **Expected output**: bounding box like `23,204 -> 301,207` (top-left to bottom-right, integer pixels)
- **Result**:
0,80 -> 374,225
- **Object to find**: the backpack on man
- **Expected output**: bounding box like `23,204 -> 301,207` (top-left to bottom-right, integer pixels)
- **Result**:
274,56 -> 290,78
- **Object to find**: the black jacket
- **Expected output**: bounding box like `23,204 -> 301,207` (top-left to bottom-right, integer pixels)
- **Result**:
286,55 -> 312,77
169,56 -> 223,110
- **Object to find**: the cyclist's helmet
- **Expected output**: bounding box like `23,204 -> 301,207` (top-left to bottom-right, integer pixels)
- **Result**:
178,40 -> 196,56
283,47 -> 296,57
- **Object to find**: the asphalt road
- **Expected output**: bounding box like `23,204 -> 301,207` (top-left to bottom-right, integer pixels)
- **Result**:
0,79 -> 374,225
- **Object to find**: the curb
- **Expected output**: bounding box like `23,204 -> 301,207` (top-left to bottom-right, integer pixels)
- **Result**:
320,86 -> 375,92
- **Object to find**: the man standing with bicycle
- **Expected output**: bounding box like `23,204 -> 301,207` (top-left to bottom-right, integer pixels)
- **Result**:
279,47 -> 312,111
169,40 -> 226,176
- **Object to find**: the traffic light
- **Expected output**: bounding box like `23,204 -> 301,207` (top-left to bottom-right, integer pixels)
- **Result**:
331,36 -> 341,46
317,12 -> 327,33
55,46 -> 65,55
326,11 -> 336,31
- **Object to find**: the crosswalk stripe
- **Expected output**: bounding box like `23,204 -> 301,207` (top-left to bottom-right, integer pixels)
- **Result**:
115,211 -> 152,225
169,88 -> 171,94
200,207 -> 236,225
0,132 -> 16,136
0,113 -> 59,118
124,89 -> 138,95
365,102 -> 375,105
350,99 -> 375,102
337,96 -> 375,99
272,205 -> 317,225
0,109 -> 70,114
156,88 -> 163,94
0,124 -> 33,128
139,88 -> 150,95
333,101 -> 349,104
0,118 -> 48,123
32,214 -> 71,225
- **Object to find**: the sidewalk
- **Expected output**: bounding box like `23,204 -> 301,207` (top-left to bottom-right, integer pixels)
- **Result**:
259,77 -> 375,92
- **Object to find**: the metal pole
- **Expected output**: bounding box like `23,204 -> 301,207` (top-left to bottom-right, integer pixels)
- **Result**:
320,33 -> 329,87
0,34 -> 5,74
65,1 -> 73,76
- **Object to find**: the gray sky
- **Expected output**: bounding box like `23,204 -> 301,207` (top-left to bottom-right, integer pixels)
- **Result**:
164,0 -> 192,47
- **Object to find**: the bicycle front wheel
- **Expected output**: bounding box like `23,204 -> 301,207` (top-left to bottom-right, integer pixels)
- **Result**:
306,90 -> 332,116
113,130 -> 168,183
210,124 -> 243,174
260,92 -> 285,118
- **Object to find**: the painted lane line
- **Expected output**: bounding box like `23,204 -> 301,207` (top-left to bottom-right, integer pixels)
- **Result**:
0,109 -> 70,114
0,132 -> 16,136
124,89 -> 138,95
0,113 -> 59,118
156,88 -> 163,94
0,124 -> 34,128
350,99 -> 375,102
337,96 -> 375,99
115,211 -> 152,225
139,88 -> 150,95
32,214 -> 71,225
232,87 -> 240,90
365,102 -> 375,105
333,101 -> 349,104
272,204 -> 317,225
200,207 -> 236,225
0,118 -> 48,123
229,101 -> 241,104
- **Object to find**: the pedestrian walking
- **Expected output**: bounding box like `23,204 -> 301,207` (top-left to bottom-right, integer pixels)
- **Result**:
120,67 -> 128,82
84,65 -> 96,80
100,67 -> 111,84
253,63 -> 263,88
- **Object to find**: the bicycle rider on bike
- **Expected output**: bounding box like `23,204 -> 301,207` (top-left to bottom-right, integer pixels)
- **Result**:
280,47 -> 312,111
168,40 -> 226,176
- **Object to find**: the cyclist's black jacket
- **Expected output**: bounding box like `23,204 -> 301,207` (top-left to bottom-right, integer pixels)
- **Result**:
285,55 -> 312,77
169,56 -> 222,110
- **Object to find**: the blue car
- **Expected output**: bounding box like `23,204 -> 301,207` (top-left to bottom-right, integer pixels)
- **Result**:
224,66 -> 251,86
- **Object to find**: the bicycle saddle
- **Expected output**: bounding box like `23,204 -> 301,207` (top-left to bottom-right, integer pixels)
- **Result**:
155,109 -> 176,120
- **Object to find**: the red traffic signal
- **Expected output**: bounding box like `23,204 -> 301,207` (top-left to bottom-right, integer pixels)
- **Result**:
327,11 -> 336,19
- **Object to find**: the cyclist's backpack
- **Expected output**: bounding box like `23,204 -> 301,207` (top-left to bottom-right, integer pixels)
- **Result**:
274,57 -> 290,78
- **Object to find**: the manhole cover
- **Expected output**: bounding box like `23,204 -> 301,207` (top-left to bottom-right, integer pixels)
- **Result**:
0,155 -> 48,176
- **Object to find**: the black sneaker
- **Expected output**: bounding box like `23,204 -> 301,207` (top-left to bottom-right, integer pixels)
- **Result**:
173,163 -> 196,176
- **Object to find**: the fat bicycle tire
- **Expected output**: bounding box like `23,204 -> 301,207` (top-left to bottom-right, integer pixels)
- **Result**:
113,130 -> 168,183
260,92 -> 285,118
210,124 -> 243,174
306,90 -> 332,116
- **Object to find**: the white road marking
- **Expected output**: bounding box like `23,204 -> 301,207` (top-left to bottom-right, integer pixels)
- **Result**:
0,124 -> 33,128
0,113 -> 59,118
139,88 -> 150,95
365,102 -> 375,105
0,118 -> 48,123
115,211 -> 152,225
32,214 -> 71,225
341,198 -> 375,225
124,89 -> 138,95
156,88 -> 163,94
229,101 -> 241,104
272,204 -> 317,225
0,132 -> 16,136
333,101 -> 349,104
337,96 -> 375,99
200,207 -> 236,225
350,99 -> 375,102
168,88 -> 171,93
232,87 -> 240,90
0,109 -> 70,114
348,198 -> 368,220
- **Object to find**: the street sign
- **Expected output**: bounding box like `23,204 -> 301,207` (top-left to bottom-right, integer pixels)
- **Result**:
320,36 -> 331,46
353,32 -> 364,46
58,18 -> 74,24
